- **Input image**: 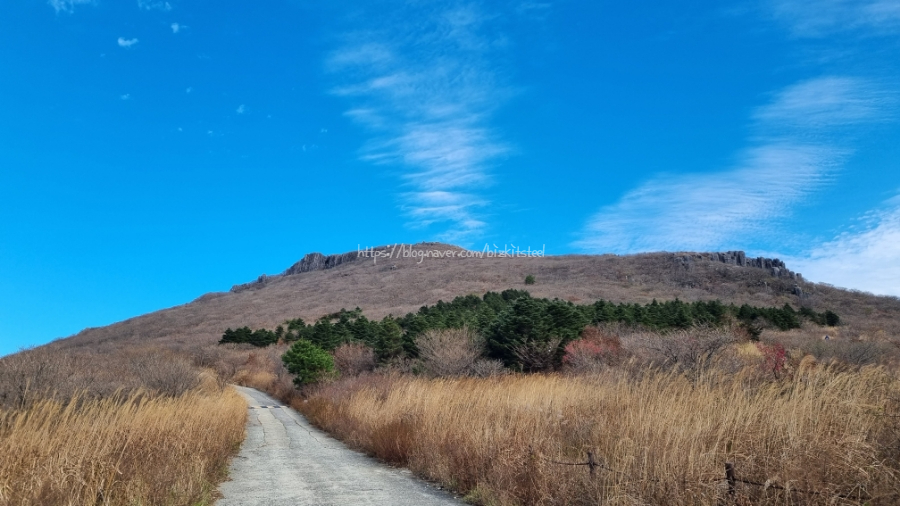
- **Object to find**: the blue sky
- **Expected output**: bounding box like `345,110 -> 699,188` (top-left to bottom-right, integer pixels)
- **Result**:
2,0 -> 899,355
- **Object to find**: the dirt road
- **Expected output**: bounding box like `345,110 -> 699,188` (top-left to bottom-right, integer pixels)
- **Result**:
217,386 -> 464,506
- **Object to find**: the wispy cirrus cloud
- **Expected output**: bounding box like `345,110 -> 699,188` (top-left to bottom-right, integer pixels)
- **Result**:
770,0 -> 900,37
117,37 -> 139,48
574,76 -> 887,253
789,194 -> 900,296
50,0 -> 172,14
327,1 -> 512,240
138,0 -> 171,12
575,144 -> 843,252
48,0 -> 93,14
753,76 -> 891,130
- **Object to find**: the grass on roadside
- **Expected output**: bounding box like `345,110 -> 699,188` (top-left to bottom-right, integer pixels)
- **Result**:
0,379 -> 246,506
298,367 -> 900,505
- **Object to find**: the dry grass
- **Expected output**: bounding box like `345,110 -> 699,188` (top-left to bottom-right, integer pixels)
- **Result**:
299,367 -> 900,505
228,344 -> 296,400
0,381 -> 246,506
0,346 -> 201,410
0,345 -> 248,506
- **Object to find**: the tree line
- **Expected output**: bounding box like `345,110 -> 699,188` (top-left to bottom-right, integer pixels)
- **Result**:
219,290 -> 839,368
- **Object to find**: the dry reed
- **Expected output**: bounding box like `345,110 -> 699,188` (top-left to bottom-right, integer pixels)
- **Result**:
0,383 -> 246,506
300,367 -> 900,505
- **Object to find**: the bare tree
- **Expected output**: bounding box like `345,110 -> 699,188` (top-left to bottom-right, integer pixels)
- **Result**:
624,326 -> 735,376
512,337 -> 562,373
468,359 -> 508,377
416,327 -> 483,377
333,342 -> 376,376
128,351 -> 198,397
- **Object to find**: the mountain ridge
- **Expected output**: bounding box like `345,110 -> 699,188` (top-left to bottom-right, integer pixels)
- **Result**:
52,243 -> 898,354
228,243 -> 803,294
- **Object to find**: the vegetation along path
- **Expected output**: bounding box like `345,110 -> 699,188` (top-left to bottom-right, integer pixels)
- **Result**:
217,386 -> 464,506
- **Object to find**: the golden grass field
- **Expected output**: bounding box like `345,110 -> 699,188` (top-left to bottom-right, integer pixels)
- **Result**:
0,374 -> 245,506
298,367 -> 900,505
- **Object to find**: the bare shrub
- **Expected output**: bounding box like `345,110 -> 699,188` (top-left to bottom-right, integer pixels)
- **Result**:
333,342 -> 376,376
190,344 -> 223,369
468,359 -> 508,377
0,348 -> 71,409
213,346 -> 248,381
381,356 -> 419,375
810,340 -> 886,366
415,327 -> 483,377
623,326 -> 736,375
0,347 -> 121,408
128,351 -> 199,396
512,337 -> 562,372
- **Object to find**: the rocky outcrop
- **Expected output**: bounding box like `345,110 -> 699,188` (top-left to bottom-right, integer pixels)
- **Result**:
282,251 -> 360,276
230,251 -> 363,293
675,251 -> 802,280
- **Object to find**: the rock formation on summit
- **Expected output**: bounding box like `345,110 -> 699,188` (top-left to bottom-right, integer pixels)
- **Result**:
674,251 -> 802,280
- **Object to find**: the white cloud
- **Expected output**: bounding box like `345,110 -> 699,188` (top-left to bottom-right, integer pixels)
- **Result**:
754,76 -> 889,130
770,0 -> 900,36
574,144 -> 843,252
138,0 -> 171,11
789,195 -> 900,296
328,1 -> 511,240
236,104 -> 246,114
575,76 -> 885,254
171,23 -> 181,34
403,191 -> 487,239
117,37 -> 139,48
48,0 -> 93,13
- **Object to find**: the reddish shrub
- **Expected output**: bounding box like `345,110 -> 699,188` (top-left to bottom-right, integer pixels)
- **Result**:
563,327 -> 623,373
756,342 -> 787,379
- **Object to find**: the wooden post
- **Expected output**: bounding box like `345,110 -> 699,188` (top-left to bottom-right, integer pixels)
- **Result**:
587,451 -> 597,476
725,462 -> 736,497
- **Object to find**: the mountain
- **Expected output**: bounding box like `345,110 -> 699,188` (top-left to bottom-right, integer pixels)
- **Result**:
53,243 -> 900,353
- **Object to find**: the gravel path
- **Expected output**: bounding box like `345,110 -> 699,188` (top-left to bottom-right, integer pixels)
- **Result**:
217,386 -> 464,506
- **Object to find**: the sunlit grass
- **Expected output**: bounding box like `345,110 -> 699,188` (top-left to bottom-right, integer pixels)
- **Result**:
300,367 -> 900,505
0,382 -> 245,506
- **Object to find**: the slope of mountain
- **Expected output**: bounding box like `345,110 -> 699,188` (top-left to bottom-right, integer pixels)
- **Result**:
54,243 -> 900,353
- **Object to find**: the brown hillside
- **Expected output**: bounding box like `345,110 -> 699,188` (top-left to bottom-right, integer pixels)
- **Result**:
53,242 -> 900,353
